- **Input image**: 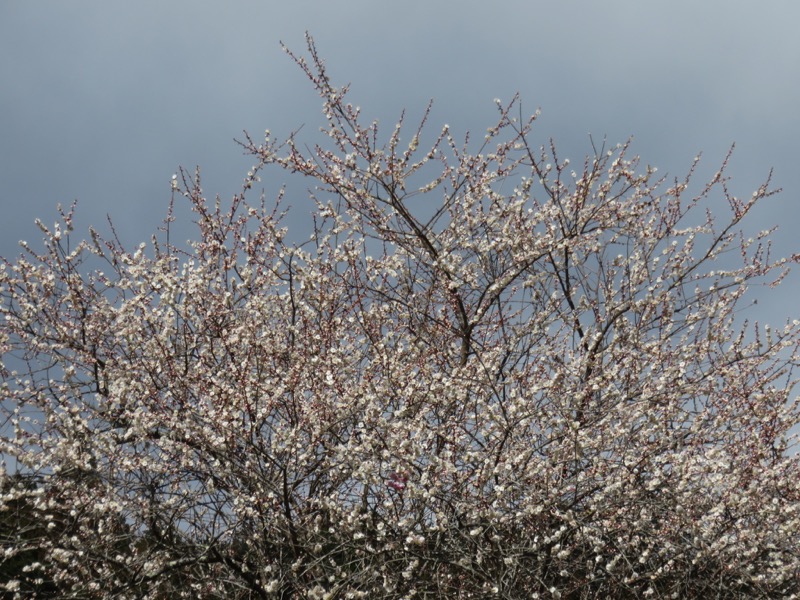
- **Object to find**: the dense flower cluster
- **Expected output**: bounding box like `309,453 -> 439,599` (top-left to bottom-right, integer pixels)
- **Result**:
2,36 -> 799,598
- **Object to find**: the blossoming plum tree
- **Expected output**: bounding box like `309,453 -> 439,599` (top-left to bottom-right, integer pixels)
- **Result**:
2,36 -> 800,598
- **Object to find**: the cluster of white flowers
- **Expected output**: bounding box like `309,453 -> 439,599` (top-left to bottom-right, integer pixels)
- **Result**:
1,35 -> 799,598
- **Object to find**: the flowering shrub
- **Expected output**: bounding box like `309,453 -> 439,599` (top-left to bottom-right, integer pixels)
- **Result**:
2,36 -> 799,598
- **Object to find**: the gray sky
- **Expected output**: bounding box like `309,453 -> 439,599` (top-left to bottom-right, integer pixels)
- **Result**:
1,1 -> 798,321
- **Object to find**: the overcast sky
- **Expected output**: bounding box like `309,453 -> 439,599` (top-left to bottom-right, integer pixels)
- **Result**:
1,1 -> 798,321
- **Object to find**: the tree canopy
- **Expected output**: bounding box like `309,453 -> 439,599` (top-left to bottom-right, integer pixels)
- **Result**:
2,36 -> 799,598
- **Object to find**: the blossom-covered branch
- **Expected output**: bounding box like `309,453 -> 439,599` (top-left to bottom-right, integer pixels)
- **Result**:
2,34 -> 799,598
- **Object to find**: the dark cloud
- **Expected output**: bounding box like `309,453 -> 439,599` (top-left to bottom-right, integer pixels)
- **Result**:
1,1 -> 797,319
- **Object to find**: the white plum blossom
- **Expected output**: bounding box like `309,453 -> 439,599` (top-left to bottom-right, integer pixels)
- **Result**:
1,34 -> 799,599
